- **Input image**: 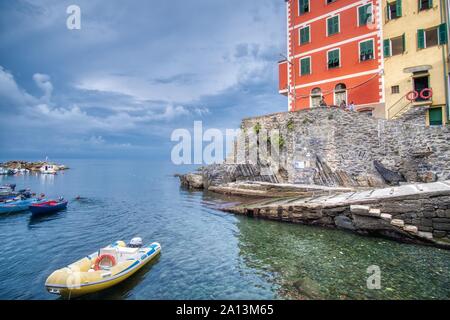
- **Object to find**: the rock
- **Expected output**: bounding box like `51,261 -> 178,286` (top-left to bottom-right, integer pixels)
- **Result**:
350,205 -> 370,214
334,215 -> 356,230
417,231 -> 433,240
403,225 -> 418,234
390,219 -> 405,227
352,215 -> 392,230
380,213 -> 392,221
433,230 -> 447,238
369,208 -> 381,216
432,223 -> 450,231
373,160 -> 406,185
177,173 -> 204,189
420,171 -> 438,183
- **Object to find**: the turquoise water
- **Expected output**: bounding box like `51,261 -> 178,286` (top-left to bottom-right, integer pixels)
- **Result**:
0,159 -> 449,299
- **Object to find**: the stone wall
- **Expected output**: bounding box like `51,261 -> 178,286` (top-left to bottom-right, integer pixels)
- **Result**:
235,107 -> 450,187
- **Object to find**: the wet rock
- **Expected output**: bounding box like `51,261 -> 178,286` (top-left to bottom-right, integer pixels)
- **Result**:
334,215 -> 356,230
433,230 -> 447,238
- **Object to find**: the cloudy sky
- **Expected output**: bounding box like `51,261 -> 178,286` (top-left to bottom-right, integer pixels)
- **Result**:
0,0 -> 286,161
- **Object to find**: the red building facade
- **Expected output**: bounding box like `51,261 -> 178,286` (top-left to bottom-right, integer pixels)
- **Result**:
279,0 -> 384,113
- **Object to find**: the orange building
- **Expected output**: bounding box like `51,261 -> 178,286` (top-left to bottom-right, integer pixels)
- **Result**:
279,0 -> 384,117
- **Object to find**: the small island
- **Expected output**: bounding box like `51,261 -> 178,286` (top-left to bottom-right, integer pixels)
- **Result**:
0,160 -> 69,175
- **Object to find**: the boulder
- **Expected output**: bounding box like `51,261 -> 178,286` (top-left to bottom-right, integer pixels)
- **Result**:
177,173 -> 204,189
417,231 -> 433,240
334,215 -> 356,230
380,213 -> 392,221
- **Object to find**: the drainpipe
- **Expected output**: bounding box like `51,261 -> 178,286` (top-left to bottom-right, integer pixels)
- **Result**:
441,0 -> 450,122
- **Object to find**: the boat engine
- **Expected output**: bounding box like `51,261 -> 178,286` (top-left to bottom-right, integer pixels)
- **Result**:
129,237 -> 143,248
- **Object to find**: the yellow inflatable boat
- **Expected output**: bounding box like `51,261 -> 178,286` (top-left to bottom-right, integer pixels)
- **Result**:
45,238 -> 161,297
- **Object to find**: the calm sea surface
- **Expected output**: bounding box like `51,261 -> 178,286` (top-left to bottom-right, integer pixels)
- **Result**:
0,159 -> 449,300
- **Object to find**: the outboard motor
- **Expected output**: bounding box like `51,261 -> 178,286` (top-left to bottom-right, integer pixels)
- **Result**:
129,237 -> 143,248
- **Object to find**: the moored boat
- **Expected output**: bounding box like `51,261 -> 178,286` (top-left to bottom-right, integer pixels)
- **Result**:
0,198 -> 44,214
29,199 -> 68,215
45,238 -> 161,297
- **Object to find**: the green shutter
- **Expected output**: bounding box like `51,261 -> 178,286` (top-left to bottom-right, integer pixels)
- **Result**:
383,39 -> 391,57
439,23 -> 448,45
429,0 -> 433,8
396,0 -> 402,17
418,29 -> 425,49
328,16 -> 339,35
301,58 -> 310,75
300,26 -> 310,44
358,6 -> 366,25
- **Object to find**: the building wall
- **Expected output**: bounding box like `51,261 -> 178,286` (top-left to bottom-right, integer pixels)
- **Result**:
383,0 -> 449,123
280,0 -> 384,113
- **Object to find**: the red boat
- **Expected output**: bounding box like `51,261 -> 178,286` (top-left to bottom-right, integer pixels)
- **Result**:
29,199 -> 68,216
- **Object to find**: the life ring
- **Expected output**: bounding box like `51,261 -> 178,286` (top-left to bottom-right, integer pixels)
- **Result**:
406,90 -> 419,101
420,88 -> 433,100
93,254 -> 116,271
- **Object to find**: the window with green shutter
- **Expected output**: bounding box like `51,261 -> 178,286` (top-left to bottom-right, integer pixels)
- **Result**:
300,57 -> 311,75
358,4 -> 373,26
387,1 -> 401,20
299,0 -> 309,15
360,40 -> 374,61
299,26 -> 310,45
327,49 -> 340,69
419,0 -> 432,11
327,16 -> 339,36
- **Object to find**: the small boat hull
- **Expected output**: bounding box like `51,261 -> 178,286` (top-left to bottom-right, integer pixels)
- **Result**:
29,200 -> 68,216
45,242 -> 161,297
0,198 -> 42,214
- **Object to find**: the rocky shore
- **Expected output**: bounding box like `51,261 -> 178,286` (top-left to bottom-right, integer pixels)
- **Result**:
177,108 -> 450,248
0,160 -> 69,172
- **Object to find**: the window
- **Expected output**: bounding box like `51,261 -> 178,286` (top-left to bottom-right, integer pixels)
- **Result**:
419,0 -> 432,11
359,39 -> 374,61
391,85 -> 400,94
310,88 -> 322,108
300,57 -> 311,75
358,4 -> 373,26
326,0 -> 337,4
327,16 -> 340,36
299,26 -> 310,45
334,83 -> 347,106
391,36 -> 405,55
299,0 -> 309,15
327,49 -> 340,69
387,1 -> 402,20
418,24 -> 448,48
385,35 -> 405,56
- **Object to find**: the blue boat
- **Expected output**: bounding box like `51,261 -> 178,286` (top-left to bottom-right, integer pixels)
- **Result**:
29,199 -> 68,216
0,198 -> 43,214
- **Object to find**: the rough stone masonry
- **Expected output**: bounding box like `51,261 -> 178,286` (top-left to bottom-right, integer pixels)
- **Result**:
235,106 -> 450,187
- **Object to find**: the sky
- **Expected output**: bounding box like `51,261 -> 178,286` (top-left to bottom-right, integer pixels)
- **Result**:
0,0 -> 286,162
